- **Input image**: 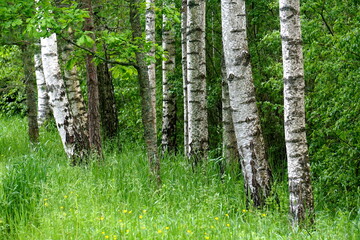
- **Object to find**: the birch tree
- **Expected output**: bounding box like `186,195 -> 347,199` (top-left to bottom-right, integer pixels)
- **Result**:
161,2 -> 177,153
221,0 -> 272,206
279,0 -> 314,226
186,0 -> 208,161
40,33 -> 87,159
181,0 -> 189,156
145,0 -> 157,132
61,39 -> 88,140
34,48 -> 50,126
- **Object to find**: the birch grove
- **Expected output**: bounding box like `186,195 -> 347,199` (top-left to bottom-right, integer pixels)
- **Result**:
221,0 -> 272,206
279,0 -> 314,225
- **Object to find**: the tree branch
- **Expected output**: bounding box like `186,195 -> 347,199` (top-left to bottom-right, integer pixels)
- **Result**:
59,34 -> 139,70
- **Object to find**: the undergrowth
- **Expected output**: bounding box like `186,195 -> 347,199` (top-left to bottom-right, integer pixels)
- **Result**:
0,116 -> 359,239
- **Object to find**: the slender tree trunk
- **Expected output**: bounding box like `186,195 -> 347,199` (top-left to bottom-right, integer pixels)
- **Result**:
61,37 -> 89,143
145,0 -> 157,131
40,33 -> 86,159
34,46 -> 50,126
97,57 -> 119,140
279,0 -> 314,226
82,0 -> 102,155
221,0 -> 272,206
186,0 -> 208,162
221,62 -> 239,165
22,44 -> 39,144
130,0 -> 160,184
161,2 -> 177,153
181,0 -> 189,156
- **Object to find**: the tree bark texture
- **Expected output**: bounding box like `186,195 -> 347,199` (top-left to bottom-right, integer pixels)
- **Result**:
221,65 -> 239,165
279,0 -> 314,226
130,0 -> 160,184
97,59 -> 119,140
40,33 -> 85,158
82,0 -> 102,155
145,0 -> 157,131
186,0 -> 208,162
34,48 -> 50,126
221,0 -> 272,206
161,2 -> 177,153
181,0 -> 189,156
22,44 -> 39,144
61,40 -> 89,145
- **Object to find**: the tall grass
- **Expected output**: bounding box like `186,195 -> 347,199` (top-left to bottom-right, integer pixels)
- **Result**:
0,116 -> 359,239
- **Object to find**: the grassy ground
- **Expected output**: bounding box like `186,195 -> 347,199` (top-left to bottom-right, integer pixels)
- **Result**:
0,116 -> 359,239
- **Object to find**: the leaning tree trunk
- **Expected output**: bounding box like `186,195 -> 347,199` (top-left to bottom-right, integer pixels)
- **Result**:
161,1 -> 177,153
221,0 -> 272,206
40,33 -> 86,159
279,0 -> 314,226
82,0 -> 102,156
22,43 -> 39,144
130,0 -> 160,184
181,0 -> 189,156
34,46 -> 50,126
61,38 -> 89,143
145,0 -> 157,132
186,0 -> 208,162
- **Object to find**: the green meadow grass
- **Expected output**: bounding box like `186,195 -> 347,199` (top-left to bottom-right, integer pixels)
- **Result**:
0,116 -> 359,239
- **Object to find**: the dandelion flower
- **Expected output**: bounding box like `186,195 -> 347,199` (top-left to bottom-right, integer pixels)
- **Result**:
187,230 -> 192,234
105,235 -> 109,239
157,230 -> 163,234
226,224 -> 230,227
261,213 -> 266,217
205,237 -> 210,240
214,217 -> 219,220
225,214 -> 229,217
139,215 -> 143,219
64,195 -> 68,199
101,232 -> 105,235
122,210 -> 128,213
242,209 -> 247,213
165,227 -> 170,230
100,216 -> 105,221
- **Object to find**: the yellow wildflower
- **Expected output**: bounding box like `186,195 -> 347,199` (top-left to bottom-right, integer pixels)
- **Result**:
214,217 -> 219,220
242,209 -> 247,213
225,214 -> 229,217
122,210 -> 128,213
105,236 -> 109,239
261,213 -> 266,217
205,237 -> 210,240
157,230 -> 163,234
165,227 -> 170,230
226,224 -> 230,227
187,230 -> 192,234
101,232 -> 105,235
64,195 -> 68,199
139,215 -> 143,219
100,216 -> 105,221
210,225 -> 215,229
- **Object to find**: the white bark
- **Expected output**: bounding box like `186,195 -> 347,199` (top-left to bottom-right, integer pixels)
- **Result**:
62,42 -> 88,136
146,0 -> 157,134
34,51 -> 50,126
186,0 -> 208,161
40,33 -> 77,158
161,2 -> 177,152
181,0 -> 189,156
221,0 -> 272,206
279,0 -> 314,225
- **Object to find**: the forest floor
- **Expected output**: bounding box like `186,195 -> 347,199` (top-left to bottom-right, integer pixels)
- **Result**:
0,116 -> 359,239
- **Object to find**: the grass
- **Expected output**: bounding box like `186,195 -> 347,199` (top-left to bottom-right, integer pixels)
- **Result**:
0,116 -> 359,239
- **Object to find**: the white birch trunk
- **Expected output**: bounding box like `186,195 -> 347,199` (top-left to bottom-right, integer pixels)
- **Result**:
40,33 -> 77,158
161,2 -> 177,152
146,0 -> 157,134
279,0 -> 314,225
181,0 -> 189,156
34,50 -> 50,126
187,0 -> 208,161
221,0 -> 272,206
62,42 -> 88,137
